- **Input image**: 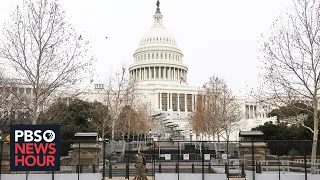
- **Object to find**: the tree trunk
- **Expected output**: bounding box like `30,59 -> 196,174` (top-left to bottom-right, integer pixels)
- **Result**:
102,118 -> 106,140
32,100 -> 37,125
311,92 -> 319,174
111,120 -> 115,141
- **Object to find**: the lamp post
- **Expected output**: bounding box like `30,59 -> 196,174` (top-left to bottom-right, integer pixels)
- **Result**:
148,130 -> 152,143
189,130 -> 193,143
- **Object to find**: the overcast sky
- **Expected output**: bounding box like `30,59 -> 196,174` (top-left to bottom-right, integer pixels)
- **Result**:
0,0 -> 293,96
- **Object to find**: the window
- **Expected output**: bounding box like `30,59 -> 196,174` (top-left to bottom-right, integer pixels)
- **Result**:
155,67 -> 159,78
162,93 -> 168,111
179,94 -> 185,111
172,93 -> 178,111
151,67 -> 154,78
187,94 -> 192,112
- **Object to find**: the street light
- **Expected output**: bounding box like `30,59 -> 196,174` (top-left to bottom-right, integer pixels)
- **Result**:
148,130 -> 152,143
189,130 -> 193,143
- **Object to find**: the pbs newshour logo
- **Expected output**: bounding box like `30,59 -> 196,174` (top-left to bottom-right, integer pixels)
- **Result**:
10,125 -> 61,171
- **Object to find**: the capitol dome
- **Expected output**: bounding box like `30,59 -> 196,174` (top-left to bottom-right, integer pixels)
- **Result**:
129,2 -> 188,86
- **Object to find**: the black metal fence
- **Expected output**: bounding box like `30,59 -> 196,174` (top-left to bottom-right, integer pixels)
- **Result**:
1,140 -> 320,180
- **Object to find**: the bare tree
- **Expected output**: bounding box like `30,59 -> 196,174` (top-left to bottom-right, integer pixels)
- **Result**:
256,0 -> 320,172
0,0 -> 94,124
102,65 -> 140,140
190,76 -> 242,141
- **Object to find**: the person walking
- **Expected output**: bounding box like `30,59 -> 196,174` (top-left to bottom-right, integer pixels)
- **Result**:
141,153 -> 148,179
134,153 -> 146,180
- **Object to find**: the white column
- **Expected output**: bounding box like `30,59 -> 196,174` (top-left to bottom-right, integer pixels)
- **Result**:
148,67 -> 151,79
185,94 -> 187,112
177,93 -> 180,111
137,68 -> 139,79
153,67 -> 156,79
140,68 -> 142,80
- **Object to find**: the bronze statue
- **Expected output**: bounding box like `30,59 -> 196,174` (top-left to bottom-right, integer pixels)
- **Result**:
156,0 -> 160,8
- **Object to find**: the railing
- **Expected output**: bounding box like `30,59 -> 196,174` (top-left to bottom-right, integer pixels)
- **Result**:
1,140 -> 320,180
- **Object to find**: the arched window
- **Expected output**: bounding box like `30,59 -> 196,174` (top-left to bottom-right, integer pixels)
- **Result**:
160,53 -> 163,59
152,54 -> 154,59
169,54 -> 171,60
165,54 -> 167,59
148,54 -> 150,59
156,53 -> 158,59
144,54 -> 146,60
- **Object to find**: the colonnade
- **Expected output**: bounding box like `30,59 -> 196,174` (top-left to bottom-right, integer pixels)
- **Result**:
134,51 -> 181,62
130,66 -> 187,80
158,92 -> 197,112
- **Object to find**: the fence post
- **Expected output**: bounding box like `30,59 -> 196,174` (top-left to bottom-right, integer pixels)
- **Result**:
208,163 -> 211,173
201,142 -> 204,180
125,163 -> 129,178
92,164 -> 96,173
78,142 -> 81,180
109,163 -> 112,178
159,163 -> 162,173
277,141 -> 280,180
251,140 -> 255,180
51,171 -> 54,180
225,163 -> 229,178
241,163 -> 245,178
80,165 -> 83,173
178,141 -> 180,180
303,141 -> 307,180
0,141 -> 3,180
192,163 -> 194,173
175,163 -> 178,173
102,140 -> 106,179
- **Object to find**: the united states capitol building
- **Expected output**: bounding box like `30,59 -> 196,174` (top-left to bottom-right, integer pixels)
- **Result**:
78,2 -> 277,141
